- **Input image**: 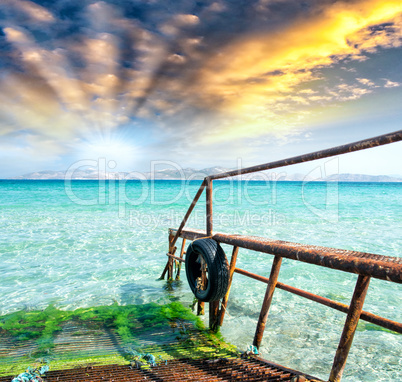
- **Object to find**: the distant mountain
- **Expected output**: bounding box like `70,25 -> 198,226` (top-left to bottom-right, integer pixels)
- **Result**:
11,166 -> 232,180
324,173 -> 402,182
11,168 -> 402,182
13,168 -> 103,180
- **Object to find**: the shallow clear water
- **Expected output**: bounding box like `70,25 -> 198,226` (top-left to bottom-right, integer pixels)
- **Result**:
0,179 -> 401,381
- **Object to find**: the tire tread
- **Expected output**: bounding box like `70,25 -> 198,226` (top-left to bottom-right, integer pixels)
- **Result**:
185,239 -> 229,302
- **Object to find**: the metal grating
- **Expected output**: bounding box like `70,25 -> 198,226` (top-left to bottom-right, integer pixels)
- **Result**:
0,357 -> 322,382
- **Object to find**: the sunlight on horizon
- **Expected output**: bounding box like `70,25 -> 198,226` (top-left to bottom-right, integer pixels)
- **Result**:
77,135 -> 138,171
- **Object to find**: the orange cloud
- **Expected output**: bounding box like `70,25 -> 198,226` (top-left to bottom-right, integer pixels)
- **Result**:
1,0 -> 401,156
193,0 -> 402,142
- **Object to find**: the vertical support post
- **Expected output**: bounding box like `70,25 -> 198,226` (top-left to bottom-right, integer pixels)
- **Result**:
329,275 -> 371,382
167,232 -> 175,280
219,246 -> 239,326
175,238 -> 186,280
198,255 -> 208,316
167,257 -> 173,280
171,180 -> 207,251
197,301 -> 205,315
253,255 -> 282,349
206,178 -> 219,329
209,300 -> 220,331
206,178 -> 213,236
160,261 -> 169,280
161,232 -> 175,280
168,232 -> 174,253
206,178 -> 215,323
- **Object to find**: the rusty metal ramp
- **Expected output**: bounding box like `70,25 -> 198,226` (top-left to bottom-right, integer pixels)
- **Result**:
0,357 -> 321,382
0,303 -> 322,381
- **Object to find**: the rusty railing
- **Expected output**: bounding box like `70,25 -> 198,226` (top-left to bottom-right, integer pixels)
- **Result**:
161,130 -> 402,382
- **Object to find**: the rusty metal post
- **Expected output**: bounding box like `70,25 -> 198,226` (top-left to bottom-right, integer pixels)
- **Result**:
175,238 -> 186,280
204,179 -> 216,323
232,266 -> 402,333
206,178 -> 219,329
171,179 -> 207,250
195,255 -> 209,316
206,178 -> 213,236
167,257 -> 173,280
329,275 -> 371,382
161,232 -> 175,279
253,255 -> 283,349
197,301 -> 205,315
160,261 -> 169,280
219,246 -> 239,326
167,232 -> 175,280
209,300 -> 220,331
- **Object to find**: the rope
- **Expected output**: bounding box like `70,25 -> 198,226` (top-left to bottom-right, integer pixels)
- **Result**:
244,345 -> 259,356
219,303 -> 231,318
124,346 -> 167,369
11,365 -> 49,382
191,236 -> 213,243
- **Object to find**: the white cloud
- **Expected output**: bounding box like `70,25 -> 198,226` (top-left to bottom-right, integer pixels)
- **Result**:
356,78 -> 376,87
384,79 -> 401,87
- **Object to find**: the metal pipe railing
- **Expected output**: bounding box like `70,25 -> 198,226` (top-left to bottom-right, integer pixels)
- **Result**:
168,130 -> 401,251
162,130 -> 402,382
168,227 -> 402,381
167,249 -> 402,334
170,228 -> 402,283
169,179 -> 206,253
233,267 -> 402,334
207,130 -> 402,181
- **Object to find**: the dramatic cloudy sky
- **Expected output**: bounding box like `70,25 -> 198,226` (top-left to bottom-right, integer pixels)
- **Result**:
0,0 -> 401,177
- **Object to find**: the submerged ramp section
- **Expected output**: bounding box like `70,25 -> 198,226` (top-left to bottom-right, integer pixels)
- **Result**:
0,317 -> 323,381
0,303 -> 238,377
0,302 -> 324,381
0,357 -> 322,382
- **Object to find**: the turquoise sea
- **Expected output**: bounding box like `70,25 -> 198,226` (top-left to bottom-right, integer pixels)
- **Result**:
0,179 -> 401,381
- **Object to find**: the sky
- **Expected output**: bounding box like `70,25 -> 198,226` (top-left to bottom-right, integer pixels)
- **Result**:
0,0 -> 401,178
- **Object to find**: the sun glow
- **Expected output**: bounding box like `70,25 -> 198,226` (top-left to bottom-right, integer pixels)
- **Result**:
78,135 -> 138,172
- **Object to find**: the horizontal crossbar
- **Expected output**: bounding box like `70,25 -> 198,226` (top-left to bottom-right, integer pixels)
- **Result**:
166,251 -> 402,333
169,228 -> 402,283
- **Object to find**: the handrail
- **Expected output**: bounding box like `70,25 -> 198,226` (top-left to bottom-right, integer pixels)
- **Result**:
167,246 -> 402,334
170,228 -> 402,283
169,130 -> 402,251
207,130 -> 402,181
162,129 -> 402,382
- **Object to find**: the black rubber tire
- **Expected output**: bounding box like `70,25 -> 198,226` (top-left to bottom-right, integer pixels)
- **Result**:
185,239 -> 229,302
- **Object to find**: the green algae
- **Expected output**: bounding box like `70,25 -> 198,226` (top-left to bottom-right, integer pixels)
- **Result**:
356,320 -> 401,334
0,302 -> 199,345
0,302 -> 238,376
0,355 -> 129,377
